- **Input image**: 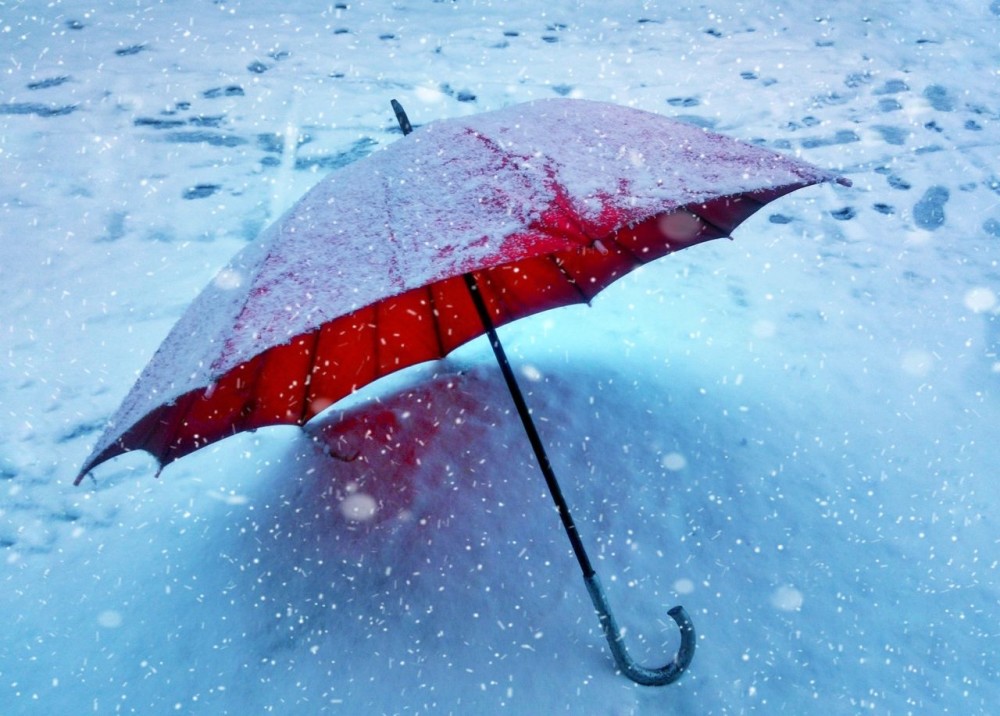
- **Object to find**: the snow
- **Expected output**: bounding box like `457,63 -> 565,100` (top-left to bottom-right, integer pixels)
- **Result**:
2,1 -> 998,714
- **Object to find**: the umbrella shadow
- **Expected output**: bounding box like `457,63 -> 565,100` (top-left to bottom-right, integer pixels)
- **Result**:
232,365 -> 575,659
230,355 -> 704,677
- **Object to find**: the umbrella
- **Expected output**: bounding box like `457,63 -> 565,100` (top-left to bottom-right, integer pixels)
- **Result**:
77,98 -> 846,685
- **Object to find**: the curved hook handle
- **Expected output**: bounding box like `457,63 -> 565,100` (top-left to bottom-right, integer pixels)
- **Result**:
585,573 -> 696,686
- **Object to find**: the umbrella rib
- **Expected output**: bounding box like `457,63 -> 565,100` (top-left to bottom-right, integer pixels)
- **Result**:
604,235 -> 647,266
371,301 -> 382,379
232,351 -> 270,433
684,206 -> 734,239
147,389 -> 206,467
298,330 -> 323,424
547,254 -> 591,304
425,283 -> 448,357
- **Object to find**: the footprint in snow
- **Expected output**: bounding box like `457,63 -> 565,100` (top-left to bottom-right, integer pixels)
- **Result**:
0,102 -> 77,117
873,78 -> 909,95
873,125 -> 907,145
913,186 -> 949,230
844,72 -> 873,89
800,130 -> 860,149
923,85 -> 955,112
887,174 -> 911,190
26,76 -> 71,90
114,44 -> 146,57
203,86 -> 245,98
183,184 -> 221,200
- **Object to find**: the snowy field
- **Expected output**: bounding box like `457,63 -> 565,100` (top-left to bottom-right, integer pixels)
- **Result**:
2,1 -> 998,713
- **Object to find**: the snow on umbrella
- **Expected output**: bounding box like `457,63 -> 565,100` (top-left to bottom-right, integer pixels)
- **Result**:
77,98 -> 846,685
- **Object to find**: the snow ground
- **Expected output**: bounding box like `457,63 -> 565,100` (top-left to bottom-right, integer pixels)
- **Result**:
1,1 -> 998,713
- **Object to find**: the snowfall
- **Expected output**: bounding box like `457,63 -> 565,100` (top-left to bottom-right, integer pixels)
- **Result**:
1,1 -> 998,714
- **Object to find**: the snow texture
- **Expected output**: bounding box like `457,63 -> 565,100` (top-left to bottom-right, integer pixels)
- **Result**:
1,1 -> 998,714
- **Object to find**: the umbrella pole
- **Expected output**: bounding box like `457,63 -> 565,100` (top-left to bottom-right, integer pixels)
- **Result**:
391,99 -> 694,686
462,272 -> 696,686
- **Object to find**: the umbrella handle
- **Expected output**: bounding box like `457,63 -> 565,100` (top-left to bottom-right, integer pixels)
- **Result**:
585,573 -> 695,686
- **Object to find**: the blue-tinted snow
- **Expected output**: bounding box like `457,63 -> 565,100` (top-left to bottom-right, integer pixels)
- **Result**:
1,1 -> 998,714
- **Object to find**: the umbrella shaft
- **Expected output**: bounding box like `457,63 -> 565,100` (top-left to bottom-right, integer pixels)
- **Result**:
398,100 -> 593,579
463,273 -> 596,579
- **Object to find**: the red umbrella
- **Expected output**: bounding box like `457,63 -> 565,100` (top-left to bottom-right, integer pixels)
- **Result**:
77,98 -> 846,685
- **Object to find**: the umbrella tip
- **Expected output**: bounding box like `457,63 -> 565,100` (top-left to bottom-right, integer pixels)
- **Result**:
73,468 -> 94,486
391,99 -> 413,135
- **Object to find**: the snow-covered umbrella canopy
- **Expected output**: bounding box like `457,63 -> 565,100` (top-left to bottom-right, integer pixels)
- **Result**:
77,98 -> 843,483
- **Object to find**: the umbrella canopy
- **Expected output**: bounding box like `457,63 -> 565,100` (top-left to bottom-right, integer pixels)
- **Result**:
77,98 -> 842,482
